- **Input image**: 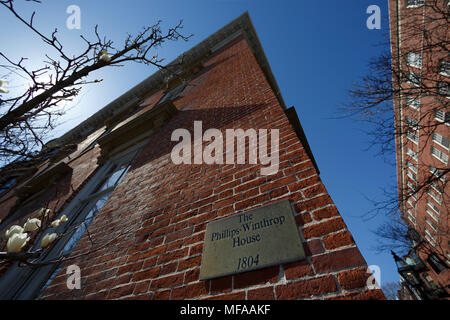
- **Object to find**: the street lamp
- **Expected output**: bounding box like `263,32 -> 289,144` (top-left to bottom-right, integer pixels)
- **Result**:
391,250 -> 427,299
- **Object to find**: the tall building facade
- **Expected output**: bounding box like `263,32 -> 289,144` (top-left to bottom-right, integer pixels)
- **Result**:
0,13 -> 384,300
389,0 -> 449,299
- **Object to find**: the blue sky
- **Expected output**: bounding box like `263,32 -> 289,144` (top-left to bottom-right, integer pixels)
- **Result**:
1,1 -> 399,287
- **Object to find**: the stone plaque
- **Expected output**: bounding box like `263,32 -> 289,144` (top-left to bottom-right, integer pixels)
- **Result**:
199,199 -> 305,280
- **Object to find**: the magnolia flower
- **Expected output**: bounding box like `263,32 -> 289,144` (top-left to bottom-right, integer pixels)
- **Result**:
98,50 -> 111,62
23,218 -> 41,232
59,215 -> 68,223
0,80 -> 8,94
41,233 -> 58,248
5,225 -> 24,239
38,208 -> 51,218
7,233 -> 30,253
51,219 -> 61,228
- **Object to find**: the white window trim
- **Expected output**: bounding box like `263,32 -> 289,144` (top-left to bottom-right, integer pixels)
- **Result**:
432,132 -> 450,150
426,208 -> 440,223
425,229 -> 437,247
407,131 -> 419,144
406,52 -> 423,69
427,200 -> 441,214
431,146 -> 449,164
406,148 -> 419,162
428,189 -> 442,205
406,0 -> 424,8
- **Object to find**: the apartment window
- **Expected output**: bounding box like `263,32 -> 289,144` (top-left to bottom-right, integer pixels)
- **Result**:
438,59 -> 450,77
407,181 -> 417,200
426,218 -> 438,233
429,165 -> 446,182
407,170 -> 417,182
437,82 -> 449,98
428,188 -> 442,205
408,212 -> 416,225
428,198 -> 442,212
425,229 -> 437,247
406,72 -> 421,87
406,96 -> 421,110
406,148 -> 418,161
426,208 -> 440,223
431,146 -> 449,164
406,52 -> 422,69
405,116 -> 419,130
407,198 -> 416,209
406,0 -> 424,7
406,161 -> 418,174
407,131 -> 419,144
434,108 -> 450,124
432,132 -> 450,149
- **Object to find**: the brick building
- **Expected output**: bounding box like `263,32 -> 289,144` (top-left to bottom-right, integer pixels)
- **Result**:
0,13 -> 384,300
388,0 -> 449,299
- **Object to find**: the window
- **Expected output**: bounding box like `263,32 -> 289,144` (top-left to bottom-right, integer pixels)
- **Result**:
407,181 -> 417,200
406,0 -> 424,7
431,146 -> 449,164
434,108 -> 450,124
0,146 -> 142,299
405,116 -> 419,130
408,212 -> 416,225
437,82 -> 449,98
406,96 -> 421,110
405,72 -> 421,87
438,59 -> 450,77
427,254 -> 448,274
406,161 -> 418,174
407,131 -> 419,144
425,229 -> 437,246
430,201 -> 439,218
432,132 -> 449,149
428,188 -> 442,205
426,208 -> 440,223
406,148 -> 418,161
429,165 -> 446,182
407,198 -> 416,209
406,52 -> 422,68
407,170 -> 417,182
0,177 -> 17,197
426,218 -> 438,233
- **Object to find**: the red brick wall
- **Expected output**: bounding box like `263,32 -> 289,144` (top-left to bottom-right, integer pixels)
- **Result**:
389,0 -> 449,295
3,35 -> 383,300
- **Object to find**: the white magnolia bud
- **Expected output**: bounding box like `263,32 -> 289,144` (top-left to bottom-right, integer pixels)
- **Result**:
5,225 -> 24,239
59,215 -> 68,223
38,208 -> 51,217
41,233 -> 58,248
0,80 -> 9,94
23,218 -> 41,232
51,219 -> 61,228
7,233 -> 30,253
98,51 -> 111,62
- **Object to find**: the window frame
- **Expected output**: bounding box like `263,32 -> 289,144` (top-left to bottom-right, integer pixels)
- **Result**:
0,143 -> 144,300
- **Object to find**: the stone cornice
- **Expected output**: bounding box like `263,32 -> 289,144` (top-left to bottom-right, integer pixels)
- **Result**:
52,12 -> 287,147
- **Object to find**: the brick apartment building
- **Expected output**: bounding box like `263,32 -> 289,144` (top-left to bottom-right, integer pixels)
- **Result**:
0,13 -> 384,300
388,0 -> 449,299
